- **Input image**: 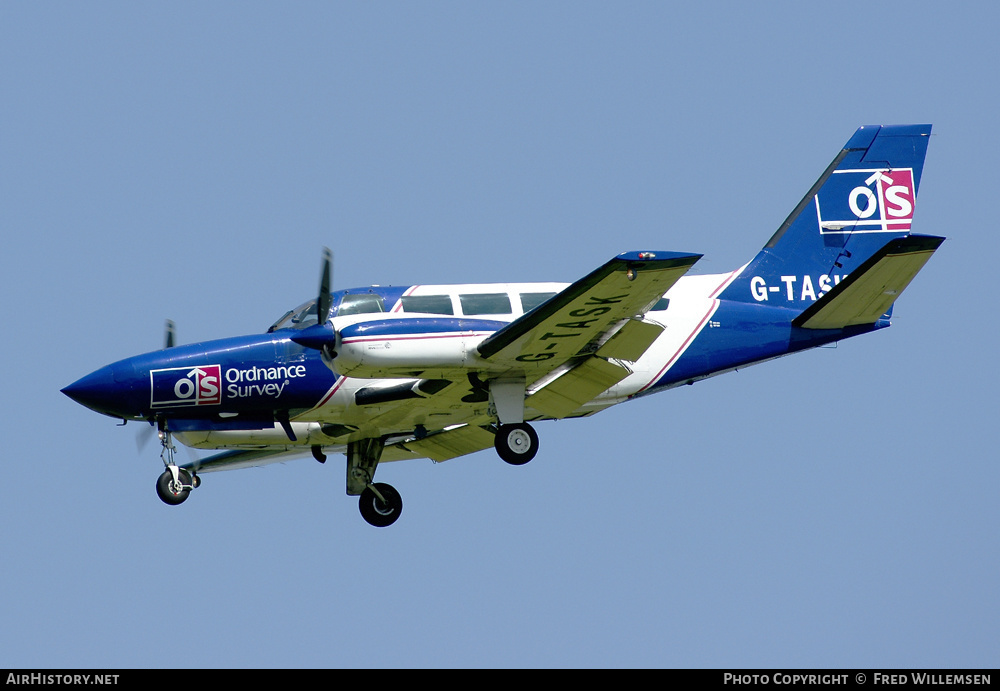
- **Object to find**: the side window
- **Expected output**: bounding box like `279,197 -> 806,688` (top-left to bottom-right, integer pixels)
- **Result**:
338,294 -> 386,316
650,298 -> 670,311
400,295 -> 454,315
459,293 -> 512,316
519,292 -> 557,313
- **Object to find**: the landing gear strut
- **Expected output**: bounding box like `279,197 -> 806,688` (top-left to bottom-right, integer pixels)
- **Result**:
154,423 -> 198,506
347,438 -> 402,527
488,377 -> 539,465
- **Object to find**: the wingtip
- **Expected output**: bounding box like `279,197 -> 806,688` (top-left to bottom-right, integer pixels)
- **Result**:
615,251 -> 703,267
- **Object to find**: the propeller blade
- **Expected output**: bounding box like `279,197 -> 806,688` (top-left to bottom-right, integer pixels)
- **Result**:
136,422 -> 156,453
293,249 -> 338,354
318,247 -> 332,324
165,319 -> 176,349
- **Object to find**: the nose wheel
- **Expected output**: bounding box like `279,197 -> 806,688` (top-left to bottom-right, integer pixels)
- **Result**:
156,467 -> 196,505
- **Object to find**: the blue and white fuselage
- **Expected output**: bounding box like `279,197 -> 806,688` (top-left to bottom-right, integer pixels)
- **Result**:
62,125 -> 945,526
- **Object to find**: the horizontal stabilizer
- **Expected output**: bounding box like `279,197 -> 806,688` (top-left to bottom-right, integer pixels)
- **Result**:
793,235 -> 944,330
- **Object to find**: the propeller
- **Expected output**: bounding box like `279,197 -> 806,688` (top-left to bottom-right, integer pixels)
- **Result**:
140,320 -> 200,463
138,319 -> 177,452
318,247 -> 332,325
292,248 -> 338,358
136,422 -> 156,453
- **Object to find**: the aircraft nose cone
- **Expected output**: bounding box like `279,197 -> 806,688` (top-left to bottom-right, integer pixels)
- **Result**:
62,364 -> 134,418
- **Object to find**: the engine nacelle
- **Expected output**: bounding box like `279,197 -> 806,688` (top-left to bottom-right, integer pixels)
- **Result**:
175,421 -> 328,449
333,317 -> 506,378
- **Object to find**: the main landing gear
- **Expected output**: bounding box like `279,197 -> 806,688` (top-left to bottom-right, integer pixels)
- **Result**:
358,483 -> 403,528
153,424 -> 199,506
494,422 -> 538,465
489,377 -> 539,466
347,438 -> 402,527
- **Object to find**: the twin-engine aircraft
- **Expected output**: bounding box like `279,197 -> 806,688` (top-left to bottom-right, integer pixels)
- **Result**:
64,125 -> 944,527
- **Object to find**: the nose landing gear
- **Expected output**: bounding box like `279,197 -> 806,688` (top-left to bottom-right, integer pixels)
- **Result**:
153,424 -> 199,506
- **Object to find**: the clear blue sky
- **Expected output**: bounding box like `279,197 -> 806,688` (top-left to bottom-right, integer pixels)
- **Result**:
2,1 -> 996,668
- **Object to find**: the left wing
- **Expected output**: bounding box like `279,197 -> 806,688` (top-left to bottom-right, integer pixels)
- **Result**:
182,447 -> 311,473
477,251 -> 701,374
182,422 -> 497,472
395,423 -> 496,462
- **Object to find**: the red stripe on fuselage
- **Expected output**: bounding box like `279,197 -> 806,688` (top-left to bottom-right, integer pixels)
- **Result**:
636,300 -> 719,394
314,375 -> 348,409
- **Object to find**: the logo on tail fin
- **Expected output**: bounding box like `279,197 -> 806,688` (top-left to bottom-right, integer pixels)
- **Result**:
816,168 -> 915,234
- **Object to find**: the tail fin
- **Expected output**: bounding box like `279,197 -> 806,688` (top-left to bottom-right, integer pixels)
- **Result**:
719,124 -> 932,308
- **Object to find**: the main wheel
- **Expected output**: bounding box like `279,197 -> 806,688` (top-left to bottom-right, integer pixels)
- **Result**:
494,423 -> 538,465
359,482 -> 403,527
156,468 -> 193,506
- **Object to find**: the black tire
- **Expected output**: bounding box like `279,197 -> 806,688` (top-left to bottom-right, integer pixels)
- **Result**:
494,423 -> 538,465
156,468 -> 192,506
359,482 -> 403,527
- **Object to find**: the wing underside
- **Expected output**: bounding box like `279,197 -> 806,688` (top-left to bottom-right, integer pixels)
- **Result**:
182,422 -> 498,473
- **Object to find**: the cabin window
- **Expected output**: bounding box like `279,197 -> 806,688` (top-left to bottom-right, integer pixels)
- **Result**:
650,298 -> 670,311
338,294 -> 386,316
459,293 -> 512,316
401,295 -> 454,315
519,292 -> 557,313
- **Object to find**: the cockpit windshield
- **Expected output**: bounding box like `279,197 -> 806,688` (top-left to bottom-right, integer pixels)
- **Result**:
268,299 -> 321,332
267,292 -> 388,332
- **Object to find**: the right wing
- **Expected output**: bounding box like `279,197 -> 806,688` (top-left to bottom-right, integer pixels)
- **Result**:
477,251 -> 701,373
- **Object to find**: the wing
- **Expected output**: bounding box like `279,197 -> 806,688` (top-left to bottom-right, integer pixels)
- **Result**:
394,423 -> 496,462
477,251 -> 701,373
181,422 -> 496,473
182,447 -> 313,473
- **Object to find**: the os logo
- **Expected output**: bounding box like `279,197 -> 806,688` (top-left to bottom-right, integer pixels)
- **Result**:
150,365 -> 222,408
816,168 -> 915,234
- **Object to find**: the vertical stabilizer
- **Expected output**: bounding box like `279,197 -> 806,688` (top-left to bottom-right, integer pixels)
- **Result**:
719,125 -> 932,308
